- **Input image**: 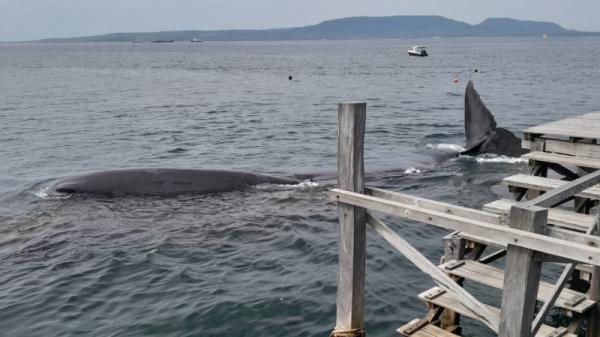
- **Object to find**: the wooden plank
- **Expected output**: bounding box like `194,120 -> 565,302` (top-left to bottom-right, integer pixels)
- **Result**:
498,205 -> 546,337
460,227 -> 600,262
523,169 -> 600,208
366,213 -> 499,331
483,199 -> 596,232
397,319 -> 460,337
332,102 -> 367,337
522,138 -> 600,160
328,188 -> 600,266
524,113 -> 600,140
439,260 -> 594,313
417,287 -> 577,337
523,151 -> 600,170
478,249 -> 507,264
367,187 -> 503,225
503,174 -> 600,200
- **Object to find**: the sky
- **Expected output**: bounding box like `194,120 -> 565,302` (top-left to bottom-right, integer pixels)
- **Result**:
1,0 -> 600,41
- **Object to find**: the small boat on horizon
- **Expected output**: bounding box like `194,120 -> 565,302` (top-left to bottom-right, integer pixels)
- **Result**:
152,40 -> 175,43
408,46 -> 428,57
190,38 -> 203,43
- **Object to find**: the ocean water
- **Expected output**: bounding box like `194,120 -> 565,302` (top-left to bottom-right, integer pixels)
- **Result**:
1,37 -> 600,337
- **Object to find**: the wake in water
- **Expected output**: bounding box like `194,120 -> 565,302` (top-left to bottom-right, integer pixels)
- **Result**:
33,186 -> 71,200
426,143 -> 466,152
403,167 -> 422,174
471,155 -> 527,164
255,179 -> 321,191
426,142 -> 527,164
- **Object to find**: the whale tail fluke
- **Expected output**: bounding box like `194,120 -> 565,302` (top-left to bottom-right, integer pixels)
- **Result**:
464,80 -> 496,149
461,81 -> 527,157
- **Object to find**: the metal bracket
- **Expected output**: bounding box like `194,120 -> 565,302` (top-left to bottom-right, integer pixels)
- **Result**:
444,260 -> 466,271
564,294 -> 586,308
330,328 -> 365,337
400,318 -> 429,335
424,288 -> 446,300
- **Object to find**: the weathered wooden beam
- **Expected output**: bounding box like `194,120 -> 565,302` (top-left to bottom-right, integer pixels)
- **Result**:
532,219 -> 598,335
575,168 -> 594,214
499,205 -> 547,337
367,187 -> 503,225
524,170 -> 600,208
366,213 -> 499,332
522,137 -> 600,160
587,221 -> 600,337
331,103 -> 367,337
479,249 -> 507,264
524,151 -> 600,171
547,163 -> 580,181
328,188 -> 600,266
502,174 -> 600,201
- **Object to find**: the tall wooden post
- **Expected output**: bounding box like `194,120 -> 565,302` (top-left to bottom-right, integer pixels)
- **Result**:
332,103 -> 367,337
440,234 -> 466,332
498,205 -> 547,337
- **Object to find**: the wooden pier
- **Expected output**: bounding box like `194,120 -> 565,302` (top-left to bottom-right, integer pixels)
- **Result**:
329,104 -> 600,337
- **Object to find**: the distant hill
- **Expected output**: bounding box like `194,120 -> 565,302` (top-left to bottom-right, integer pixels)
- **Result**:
37,15 -> 598,43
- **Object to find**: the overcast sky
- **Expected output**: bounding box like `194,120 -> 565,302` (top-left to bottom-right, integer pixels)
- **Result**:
1,0 -> 600,41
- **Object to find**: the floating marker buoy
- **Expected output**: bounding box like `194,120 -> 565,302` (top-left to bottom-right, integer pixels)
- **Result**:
452,78 -> 459,83
288,75 -> 293,80
474,69 -> 479,73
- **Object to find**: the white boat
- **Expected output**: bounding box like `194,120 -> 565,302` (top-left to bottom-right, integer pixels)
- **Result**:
408,46 -> 428,57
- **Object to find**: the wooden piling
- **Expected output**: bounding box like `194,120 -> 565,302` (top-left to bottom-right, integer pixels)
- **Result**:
331,103 -> 367,337
498,205 -> 548,337
441,234 -> 466,331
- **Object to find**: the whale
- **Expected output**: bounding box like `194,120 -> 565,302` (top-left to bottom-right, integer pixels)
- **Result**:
460,81 -> 527,157
49,169 -> 300,197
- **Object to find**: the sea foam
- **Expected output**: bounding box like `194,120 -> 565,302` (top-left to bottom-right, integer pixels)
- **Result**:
426,143 -> 465,152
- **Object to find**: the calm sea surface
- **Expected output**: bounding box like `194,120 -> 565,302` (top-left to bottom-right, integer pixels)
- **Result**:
1,37 -> 600,337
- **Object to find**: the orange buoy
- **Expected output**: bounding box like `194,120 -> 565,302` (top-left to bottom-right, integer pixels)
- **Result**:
452,78 -> 460,83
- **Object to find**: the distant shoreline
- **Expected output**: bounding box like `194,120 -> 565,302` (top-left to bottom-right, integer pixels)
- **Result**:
2,35 -> 600,45
16,15 -> 599,44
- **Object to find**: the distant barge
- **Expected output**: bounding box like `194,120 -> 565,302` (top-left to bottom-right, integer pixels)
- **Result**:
152,40 -> 175,43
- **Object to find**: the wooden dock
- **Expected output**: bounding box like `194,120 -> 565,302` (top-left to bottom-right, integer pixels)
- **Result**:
329,104 -> 600,337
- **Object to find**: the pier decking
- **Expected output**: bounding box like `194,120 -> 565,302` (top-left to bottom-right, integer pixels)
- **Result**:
329,104 -> 600,337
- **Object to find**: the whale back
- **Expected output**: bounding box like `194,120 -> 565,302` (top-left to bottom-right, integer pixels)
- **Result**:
51,169 -> 298,196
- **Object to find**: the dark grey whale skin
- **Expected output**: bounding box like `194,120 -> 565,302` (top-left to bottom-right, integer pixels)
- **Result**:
50,169 -> 300,196
461,81 -> 527,157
